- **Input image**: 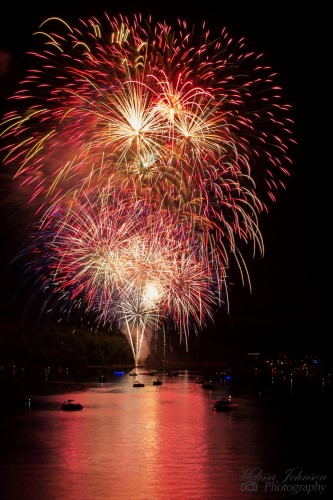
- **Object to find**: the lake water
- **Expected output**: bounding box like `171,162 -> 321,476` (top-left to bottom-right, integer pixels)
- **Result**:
0,368 -> 331,499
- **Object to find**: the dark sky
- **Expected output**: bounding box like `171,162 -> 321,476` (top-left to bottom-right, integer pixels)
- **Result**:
0,1 -> 329,353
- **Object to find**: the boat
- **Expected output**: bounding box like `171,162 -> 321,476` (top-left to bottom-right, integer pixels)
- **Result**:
133,380 -> 145,387
202,380 -> 215,389
129,372 -> 138,376
13,394 -> 31,410
62,399 -> 83,411
152,378 -> 162,386
212,396 -> 235,412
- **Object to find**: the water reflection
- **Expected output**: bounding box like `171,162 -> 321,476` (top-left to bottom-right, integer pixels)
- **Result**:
0,370 -> 331,499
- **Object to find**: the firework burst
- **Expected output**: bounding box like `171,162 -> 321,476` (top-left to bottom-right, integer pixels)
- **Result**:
22,188 -> 217,361
1,13 -> 295,363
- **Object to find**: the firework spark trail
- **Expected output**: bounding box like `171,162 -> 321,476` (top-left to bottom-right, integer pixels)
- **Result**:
0,13 -> 295,362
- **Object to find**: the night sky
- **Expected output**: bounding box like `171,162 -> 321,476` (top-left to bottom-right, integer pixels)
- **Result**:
0,1 -> 329,355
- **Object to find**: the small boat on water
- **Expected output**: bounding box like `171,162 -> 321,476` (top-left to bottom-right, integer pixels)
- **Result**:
212,396 -> 235,412
62,399 -> 83,411
202,381 -> 215,389
142,370 -> 157,376
15,394 -> 31,408
133,380 -> 145,387
129,372 -> 138,376
152,379 -> 162,386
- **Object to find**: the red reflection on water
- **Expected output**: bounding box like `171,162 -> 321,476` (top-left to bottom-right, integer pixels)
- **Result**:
25,375 -> 266,499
